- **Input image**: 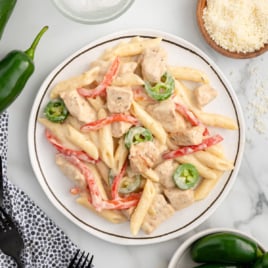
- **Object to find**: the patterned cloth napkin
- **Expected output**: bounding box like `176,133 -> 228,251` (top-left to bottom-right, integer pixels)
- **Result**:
0,111 -> 78,267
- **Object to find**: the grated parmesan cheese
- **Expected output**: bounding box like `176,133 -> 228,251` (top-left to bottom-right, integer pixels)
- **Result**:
247,82 -> 268,135
203,0 -> 268,53
242,62 -> 268,138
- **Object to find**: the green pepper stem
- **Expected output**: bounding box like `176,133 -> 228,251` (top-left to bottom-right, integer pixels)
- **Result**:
25,25 -> 48,60
256,247 -> 264,258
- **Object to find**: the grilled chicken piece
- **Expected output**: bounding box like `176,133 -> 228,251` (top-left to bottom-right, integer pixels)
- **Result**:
111,121 -> 132,138
106,86 -> 133,113
129,141 -> 160,174
194,84 -> 218,107
142,194 -> 175,234
169,125 -> 205,146
147,99 -> 185,133
141,46 -> 167,83
154,160 -> 177,188
164,188 -> 194,211
60,89 -> 96,123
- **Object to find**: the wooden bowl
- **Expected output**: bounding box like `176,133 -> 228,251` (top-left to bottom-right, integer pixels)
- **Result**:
196,0 -> 268,59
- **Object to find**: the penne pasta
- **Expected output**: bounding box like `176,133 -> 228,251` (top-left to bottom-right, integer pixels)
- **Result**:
131,101 -> 167,144
205,144 -> 225,158
114,137 -> 129,174
98,108 -> 115,169
87,96 -> 105,111
194,171 -> 223,201
96,161 -> 110,186
174,80 -> 196,110
65,115 -> 83,129
66,115 -> 100,152
65,124 -> 99,160
169,66 -> 210,84
130,179 -> 156,236
112,73 -> 144,87
194,150 -> 234,171
38,118 -> 78,150
140,168 -> 159,183
196,111 -> 238,130
101,37 -> 162,60
50,66 -> 100,99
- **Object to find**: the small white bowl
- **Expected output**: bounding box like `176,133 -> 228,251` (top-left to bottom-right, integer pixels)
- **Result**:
168,228 -> 266,268
52,0 -> 135,24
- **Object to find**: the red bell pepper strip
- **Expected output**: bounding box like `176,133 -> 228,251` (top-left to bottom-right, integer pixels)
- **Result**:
98,193 -> 141,210
175,102 -> 200,126
63,154 -> 104,209
77,56 -> 120,98
174,102 -> 210,136
63,154 -> 141,211
162,134 -> 224,159
111,160 -> 128,200
77,86 -> 106,98
86,189 -> 141,210
80,114 -> 139,131
45,129 -> 99,164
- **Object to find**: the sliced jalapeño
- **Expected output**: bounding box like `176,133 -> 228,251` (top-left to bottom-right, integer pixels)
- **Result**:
144,72 -> 175,101
173,163 -> 199,190
44,98 -> 68,123
124,126 -> 153,149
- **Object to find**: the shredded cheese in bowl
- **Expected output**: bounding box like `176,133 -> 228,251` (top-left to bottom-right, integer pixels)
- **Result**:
202,0 -> 268,53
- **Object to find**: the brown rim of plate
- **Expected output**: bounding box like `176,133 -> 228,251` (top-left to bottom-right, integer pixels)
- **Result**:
196,0 -> 268,59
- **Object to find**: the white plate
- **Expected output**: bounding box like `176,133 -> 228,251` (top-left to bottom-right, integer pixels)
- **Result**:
28,29 -> 245,245
168,228 -> 266,268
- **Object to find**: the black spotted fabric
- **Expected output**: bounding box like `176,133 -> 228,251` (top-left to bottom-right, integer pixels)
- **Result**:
0,112 -> 78,267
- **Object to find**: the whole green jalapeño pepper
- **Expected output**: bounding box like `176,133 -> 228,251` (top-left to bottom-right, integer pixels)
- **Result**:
194,264 -> 243,268
0,0 -> 17,39
253,252 -> 268,268
0,25 -> 48,113
191,232 -> 263,265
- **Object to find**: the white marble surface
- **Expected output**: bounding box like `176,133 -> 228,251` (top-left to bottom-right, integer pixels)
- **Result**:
2,0 -> 268,267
